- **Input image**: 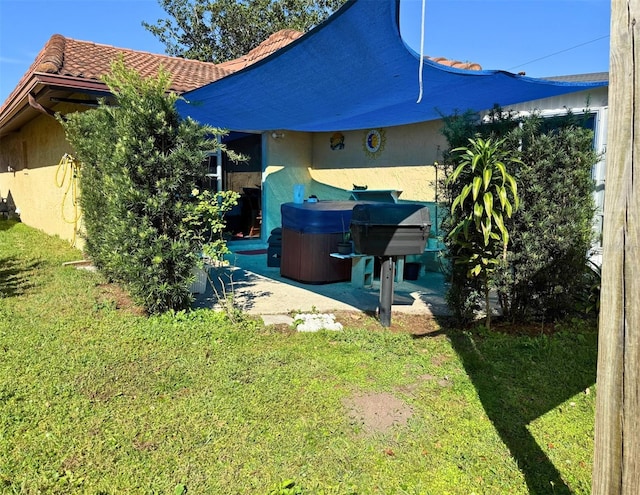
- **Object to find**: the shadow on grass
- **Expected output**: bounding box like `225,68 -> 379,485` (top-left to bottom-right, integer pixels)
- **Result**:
0,219 -> 20,231
439,318 -> 598,494
0,256 -> 40,297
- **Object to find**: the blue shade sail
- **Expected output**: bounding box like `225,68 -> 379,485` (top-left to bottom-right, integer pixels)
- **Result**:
177,0 -> 607,132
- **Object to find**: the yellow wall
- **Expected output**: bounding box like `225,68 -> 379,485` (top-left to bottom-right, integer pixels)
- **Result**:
262,131 -> 315,236
310,121 -> 444,201
0,111 -> 83,248
260,121 -> 446,236
1,108 -> 446,246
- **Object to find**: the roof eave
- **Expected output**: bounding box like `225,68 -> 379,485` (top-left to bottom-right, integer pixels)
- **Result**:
0,73 -> 112,137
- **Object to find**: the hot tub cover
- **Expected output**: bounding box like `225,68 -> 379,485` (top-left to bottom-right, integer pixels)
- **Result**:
281,201 -> 356,234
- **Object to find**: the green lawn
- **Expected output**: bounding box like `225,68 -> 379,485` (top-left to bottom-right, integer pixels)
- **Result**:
0,220 -> 597,494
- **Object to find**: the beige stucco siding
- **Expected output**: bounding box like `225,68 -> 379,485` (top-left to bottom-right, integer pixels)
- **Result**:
260,121 -> 446,236
310,121 -> 444,202
0,113 -> 81,246
262,131 -> 314,236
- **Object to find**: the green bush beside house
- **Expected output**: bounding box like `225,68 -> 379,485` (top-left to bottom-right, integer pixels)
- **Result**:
58,58 -> 238,314
440,107 -> 599,324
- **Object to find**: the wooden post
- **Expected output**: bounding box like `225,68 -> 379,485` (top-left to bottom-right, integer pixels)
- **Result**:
593,1 -> 639,493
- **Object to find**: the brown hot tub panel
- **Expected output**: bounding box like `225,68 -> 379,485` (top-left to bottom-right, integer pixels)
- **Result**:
279,201 -> 354,284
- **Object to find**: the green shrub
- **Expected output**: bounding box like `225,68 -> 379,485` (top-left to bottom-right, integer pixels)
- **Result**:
496,115 -> 597,320
440,107 -> 599,323
59,58 -> 238,314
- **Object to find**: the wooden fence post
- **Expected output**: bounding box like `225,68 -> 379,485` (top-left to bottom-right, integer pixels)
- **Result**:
592,0 -> 639,493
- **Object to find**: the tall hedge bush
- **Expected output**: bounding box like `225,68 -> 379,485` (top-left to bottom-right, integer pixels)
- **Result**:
440,107 -> 598,322
497,114 -> 597,320
59,58 -> 237,314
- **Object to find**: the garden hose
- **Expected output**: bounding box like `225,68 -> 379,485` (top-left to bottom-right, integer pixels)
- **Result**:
55,153 -> 81,246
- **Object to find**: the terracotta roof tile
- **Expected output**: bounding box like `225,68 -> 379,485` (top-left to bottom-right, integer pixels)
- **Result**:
427,56 -> 482,71
37,34 -> 66,73
218,29 -> 304,72
41,35 -> 231,93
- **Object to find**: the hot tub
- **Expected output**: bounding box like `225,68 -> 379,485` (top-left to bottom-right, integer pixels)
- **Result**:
280,201 -> 355,283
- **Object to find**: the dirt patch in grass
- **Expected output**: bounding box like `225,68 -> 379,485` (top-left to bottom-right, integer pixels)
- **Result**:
96,283 -> 147,316
343,391 -> 413,437
132,435 -> 159,452
333,310 -> 446,336
264,311 -> 448,337
489,318 -> 558,336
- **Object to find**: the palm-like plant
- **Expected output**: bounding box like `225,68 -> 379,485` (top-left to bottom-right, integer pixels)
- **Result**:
447,137 -> 520,328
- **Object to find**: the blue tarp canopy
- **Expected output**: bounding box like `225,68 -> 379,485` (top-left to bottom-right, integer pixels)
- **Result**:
177,0 -> 607,132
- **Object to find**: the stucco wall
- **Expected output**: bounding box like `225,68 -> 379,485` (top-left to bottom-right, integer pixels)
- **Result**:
0,112 -> 82,247
262,131 -> 315,236
260,121 -> 447,237
310,121 -> 444,202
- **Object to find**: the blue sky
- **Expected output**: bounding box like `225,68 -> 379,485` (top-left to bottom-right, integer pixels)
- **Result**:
0,0 -> 610,105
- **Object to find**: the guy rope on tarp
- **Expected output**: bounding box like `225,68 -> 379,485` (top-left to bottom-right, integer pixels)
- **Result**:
55,153 -> 81,247
416,0 -> 426,103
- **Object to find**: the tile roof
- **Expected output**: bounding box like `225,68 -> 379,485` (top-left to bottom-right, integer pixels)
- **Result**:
0,30 -> 300,132
427,56 -> 482,71
218,29 -> 305,72
0,28 -> 482,132
13,30 -> 481,100
26,34 -> 231,94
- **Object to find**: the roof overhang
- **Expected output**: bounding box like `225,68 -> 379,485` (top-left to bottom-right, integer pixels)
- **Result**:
0,73 -> 112,137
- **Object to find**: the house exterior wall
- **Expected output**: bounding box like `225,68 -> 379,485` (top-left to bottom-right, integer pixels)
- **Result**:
310,121 -> 444,202
262,131 -> 314,236
498,87 -> 608,114
3,86 -> 607,252
0,112 -> 81,246
260,121 -> 447,238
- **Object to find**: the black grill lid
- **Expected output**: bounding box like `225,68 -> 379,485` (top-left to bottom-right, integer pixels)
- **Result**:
350,203 -> 431,227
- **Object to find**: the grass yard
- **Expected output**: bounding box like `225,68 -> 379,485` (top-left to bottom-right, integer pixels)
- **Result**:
0,220 -> 598,494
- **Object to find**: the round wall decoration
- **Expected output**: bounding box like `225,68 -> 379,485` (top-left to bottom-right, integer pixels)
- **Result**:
363,128 -> 386,157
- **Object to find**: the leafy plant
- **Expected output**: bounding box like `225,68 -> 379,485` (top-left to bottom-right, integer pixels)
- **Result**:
447,137 -> 520,329
58,57 -> 238,314
144,0 -> 345,63
184,188 -> 240,264
574,259 -> 601,317
439,106 -> 599,324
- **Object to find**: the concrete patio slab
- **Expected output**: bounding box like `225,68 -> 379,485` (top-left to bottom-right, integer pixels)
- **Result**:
194,241 -> 451,319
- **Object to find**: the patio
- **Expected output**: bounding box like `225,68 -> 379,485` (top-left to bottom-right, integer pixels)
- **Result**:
194,240 -> 451,323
